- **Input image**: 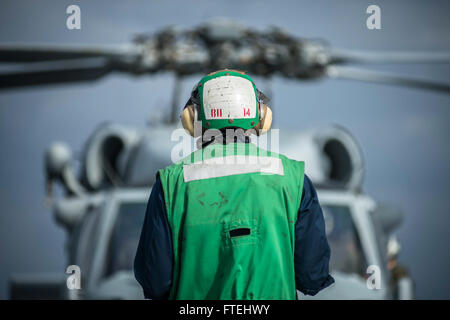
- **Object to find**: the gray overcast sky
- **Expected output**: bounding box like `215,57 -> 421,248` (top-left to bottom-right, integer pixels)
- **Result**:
0,0 -> 449,299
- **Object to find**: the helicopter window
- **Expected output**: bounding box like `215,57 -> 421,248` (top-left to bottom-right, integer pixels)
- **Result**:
104,201 -> 147,278
322,205 -> 367,277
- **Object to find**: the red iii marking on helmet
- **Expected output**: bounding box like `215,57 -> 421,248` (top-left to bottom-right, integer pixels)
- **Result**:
211,108 -> 223,118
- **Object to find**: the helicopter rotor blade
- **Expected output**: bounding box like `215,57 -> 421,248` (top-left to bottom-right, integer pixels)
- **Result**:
326,66 -> 450,93
330,49 -> 450,65
0,57 -> 114,89
0,43 -> 139,62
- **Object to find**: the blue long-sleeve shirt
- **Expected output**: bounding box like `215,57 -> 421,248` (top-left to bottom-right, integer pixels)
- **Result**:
134,174 -> 334,299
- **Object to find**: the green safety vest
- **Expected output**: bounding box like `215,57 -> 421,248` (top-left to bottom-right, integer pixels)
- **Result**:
158,142 -> 305,299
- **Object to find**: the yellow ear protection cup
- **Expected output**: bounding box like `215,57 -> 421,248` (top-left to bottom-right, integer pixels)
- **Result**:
254,101 -> 273,136
181,81 -> 202,137
181,104 -> 202,137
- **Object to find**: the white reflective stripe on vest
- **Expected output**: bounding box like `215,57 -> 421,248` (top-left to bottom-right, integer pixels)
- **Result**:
183,155 -> 284,182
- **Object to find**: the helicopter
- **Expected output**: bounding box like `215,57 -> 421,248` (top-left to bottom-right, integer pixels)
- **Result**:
4,19 -> 450,300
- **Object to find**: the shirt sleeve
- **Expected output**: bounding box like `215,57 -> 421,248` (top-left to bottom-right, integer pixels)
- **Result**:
134,176 -> 173,299
294,174 -> 335,296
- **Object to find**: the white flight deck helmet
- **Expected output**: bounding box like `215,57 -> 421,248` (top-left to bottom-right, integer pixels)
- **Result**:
181,69 -> 273,137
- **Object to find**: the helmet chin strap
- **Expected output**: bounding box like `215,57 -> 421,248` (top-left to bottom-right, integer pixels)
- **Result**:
194,104 -> 198,121
259,99 -> 265,120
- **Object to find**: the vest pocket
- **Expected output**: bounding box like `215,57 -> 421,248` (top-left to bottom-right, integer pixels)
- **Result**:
222,218 -> 259,248
229,227 -> 251,238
